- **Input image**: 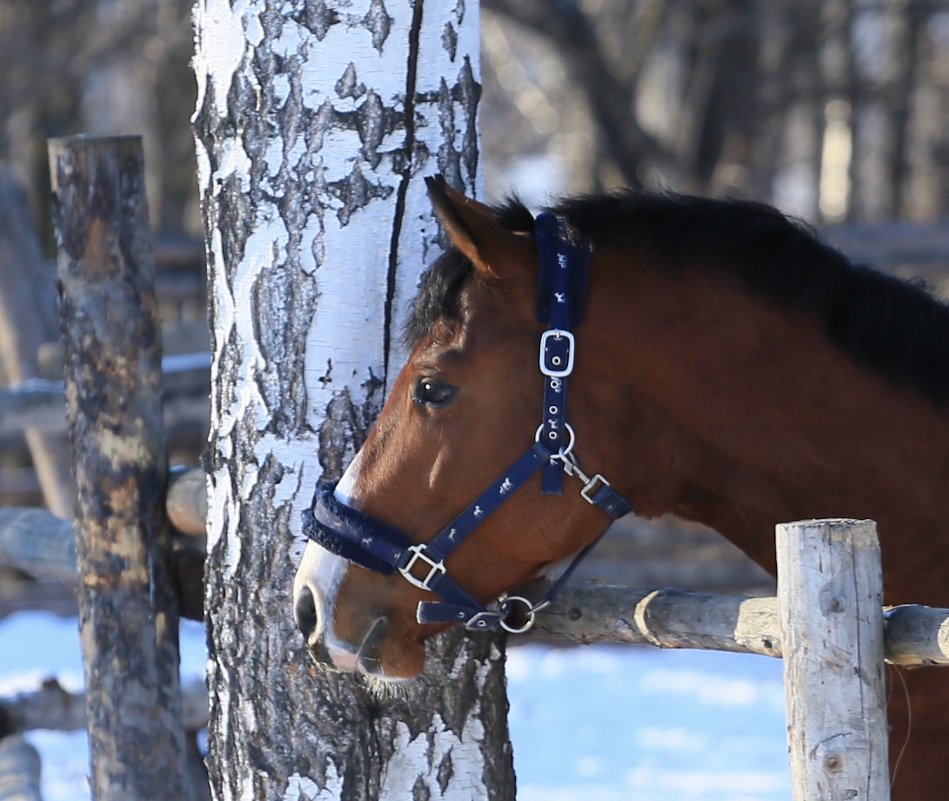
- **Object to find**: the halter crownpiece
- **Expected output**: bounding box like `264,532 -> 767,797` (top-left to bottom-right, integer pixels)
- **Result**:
302,212 -> 634,633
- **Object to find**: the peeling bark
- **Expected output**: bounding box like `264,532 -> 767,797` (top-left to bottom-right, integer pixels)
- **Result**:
193,2 -> 513,799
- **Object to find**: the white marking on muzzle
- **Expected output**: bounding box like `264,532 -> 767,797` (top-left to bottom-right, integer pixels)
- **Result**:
294,451 -> 368,670
295,540 -> 363,670
334,450 -> 364,507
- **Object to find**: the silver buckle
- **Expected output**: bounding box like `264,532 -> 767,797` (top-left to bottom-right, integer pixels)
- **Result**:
539,329 -> 575,378
580,473 -> 610,505
399,544 -> 446,591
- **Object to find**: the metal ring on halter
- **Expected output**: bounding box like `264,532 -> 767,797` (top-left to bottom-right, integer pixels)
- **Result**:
534,422 -> 576,460
499,596 -> 549,634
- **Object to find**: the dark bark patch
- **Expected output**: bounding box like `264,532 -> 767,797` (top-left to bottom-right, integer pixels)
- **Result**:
442,22 -> 457,61
364,0 -> 393,52
300,0 -> 339,40
336,63 -> 366,99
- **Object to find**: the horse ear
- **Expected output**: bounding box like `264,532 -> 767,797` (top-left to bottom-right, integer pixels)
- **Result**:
425,175 -> 532,281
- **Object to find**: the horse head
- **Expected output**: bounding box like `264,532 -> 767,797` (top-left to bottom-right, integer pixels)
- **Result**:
292,178 -> 628,679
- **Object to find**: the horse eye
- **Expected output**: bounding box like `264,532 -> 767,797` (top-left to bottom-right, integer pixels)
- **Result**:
413,378 -> 457,407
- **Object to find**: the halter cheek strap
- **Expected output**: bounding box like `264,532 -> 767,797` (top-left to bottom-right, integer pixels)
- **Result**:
302,212 -> 634,633
534,212 -> 589,495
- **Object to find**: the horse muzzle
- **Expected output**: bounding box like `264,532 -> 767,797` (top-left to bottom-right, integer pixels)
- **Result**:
293,542 -> 425,680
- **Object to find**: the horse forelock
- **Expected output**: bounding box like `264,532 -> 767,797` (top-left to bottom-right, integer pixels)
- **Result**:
403,249 -> 473,350
404,197 -> 535,350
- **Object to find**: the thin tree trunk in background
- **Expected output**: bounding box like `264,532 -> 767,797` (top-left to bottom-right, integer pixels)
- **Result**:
47,135 -> 192,801
849,4 -> 900,221
0,170 -> 74,517
770,1 -> 823,219
192,2 -> 515,799
887,4 -> 921,219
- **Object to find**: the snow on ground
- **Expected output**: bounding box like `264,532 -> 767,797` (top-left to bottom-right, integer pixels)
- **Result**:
0,612 -> 788,800
507,644 -> 789,801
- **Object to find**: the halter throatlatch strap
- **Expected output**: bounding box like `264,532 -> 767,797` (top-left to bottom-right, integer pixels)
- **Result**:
302,211 -> 635,633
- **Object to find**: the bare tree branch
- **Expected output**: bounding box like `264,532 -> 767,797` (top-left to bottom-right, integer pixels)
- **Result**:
483,0 -> 675,186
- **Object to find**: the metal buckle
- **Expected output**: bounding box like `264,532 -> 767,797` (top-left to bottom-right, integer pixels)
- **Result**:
539,329 -> 575,378
499,595 -> 550,634
399,544 -> 446,591
580,473 -> 610,505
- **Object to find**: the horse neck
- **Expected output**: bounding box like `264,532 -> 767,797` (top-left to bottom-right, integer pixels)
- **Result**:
585,249 -> 949,601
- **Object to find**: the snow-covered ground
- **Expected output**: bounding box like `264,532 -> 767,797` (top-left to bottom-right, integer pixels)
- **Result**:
0,612 -> 789,800
508,644 -> 789,801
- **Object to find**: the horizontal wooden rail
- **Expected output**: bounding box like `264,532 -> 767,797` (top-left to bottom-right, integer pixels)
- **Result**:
0,379 -> 68,436
530,584 -> 949,667
0,491 -> 206,620
0,507 -> 77,583
0,677 -> 208,736
3,506 -> 946,667
0,353 -> 209,435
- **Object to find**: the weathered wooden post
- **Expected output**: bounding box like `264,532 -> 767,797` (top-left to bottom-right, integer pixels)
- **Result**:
47,135 -> 195,801
777,519 -> 890,801
0,735 -> 42,801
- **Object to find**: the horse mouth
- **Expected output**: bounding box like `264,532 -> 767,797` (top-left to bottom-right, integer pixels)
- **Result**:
307,616 -> 422,682
330,615 -> 384,677
353,616 -> 421,681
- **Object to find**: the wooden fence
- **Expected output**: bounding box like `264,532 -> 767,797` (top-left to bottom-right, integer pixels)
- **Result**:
3,506 -> 947,800
1,135 -> 949,799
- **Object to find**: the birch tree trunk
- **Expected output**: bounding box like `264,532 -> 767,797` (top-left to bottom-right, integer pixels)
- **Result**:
192,2 -> 515,800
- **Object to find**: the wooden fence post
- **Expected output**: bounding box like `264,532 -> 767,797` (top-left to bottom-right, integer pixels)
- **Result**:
777,519 -> 890,801
47,135 -> 195,801
0,735 -> 41,801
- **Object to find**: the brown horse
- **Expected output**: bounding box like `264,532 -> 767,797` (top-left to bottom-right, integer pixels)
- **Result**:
293,176 -> 949,799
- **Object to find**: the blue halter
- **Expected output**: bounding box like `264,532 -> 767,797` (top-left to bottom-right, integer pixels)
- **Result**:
302,213 -> 634,632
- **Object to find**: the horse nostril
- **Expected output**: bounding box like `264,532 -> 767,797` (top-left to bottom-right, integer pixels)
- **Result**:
294,586 -> 319,641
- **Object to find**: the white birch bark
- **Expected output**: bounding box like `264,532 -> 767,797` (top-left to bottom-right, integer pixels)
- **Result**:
192,1 -> 514,799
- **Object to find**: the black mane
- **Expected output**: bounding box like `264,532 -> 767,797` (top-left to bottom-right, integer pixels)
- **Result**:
407,190 -> 949,406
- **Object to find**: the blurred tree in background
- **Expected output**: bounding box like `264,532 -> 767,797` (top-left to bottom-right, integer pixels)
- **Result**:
3,0 -> 949,234
480,0 -> 949,223
0,0 -> 198,238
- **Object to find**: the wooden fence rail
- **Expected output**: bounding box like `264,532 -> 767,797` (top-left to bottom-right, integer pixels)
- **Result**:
3,504 -> 947,668
0,168 -> 74,517
0,678 -> 208,737
531,585 -> 949,666
0,355 -> 209,436
4,513 -> 923,800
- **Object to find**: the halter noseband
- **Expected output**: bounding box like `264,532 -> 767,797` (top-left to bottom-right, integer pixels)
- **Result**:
302,213 -> 635,633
